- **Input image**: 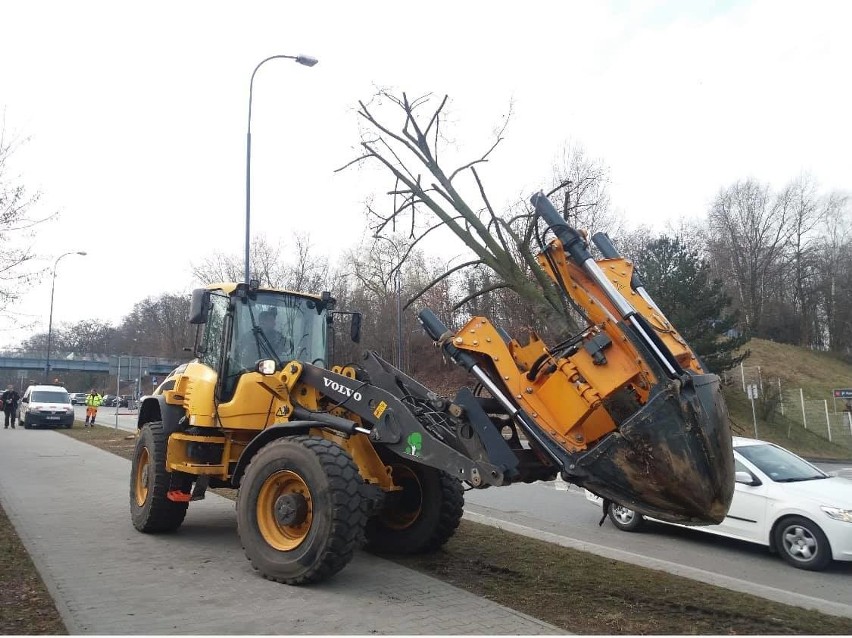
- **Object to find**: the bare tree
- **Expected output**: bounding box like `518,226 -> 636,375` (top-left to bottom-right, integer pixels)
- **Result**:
548,143 -> 623,239
0,119 -> 55,316
120,293 -> 195,358
707,179 -> 793,334
337,90 -> 574,332
815,193 -> 852,352
191,234 -> 329,293
782,175 -> 830,346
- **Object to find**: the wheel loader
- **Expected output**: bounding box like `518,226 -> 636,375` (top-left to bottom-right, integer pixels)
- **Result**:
130,192 -> 734,584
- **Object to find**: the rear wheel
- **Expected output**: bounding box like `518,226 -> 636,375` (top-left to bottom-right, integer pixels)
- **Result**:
774,516 -> 832,571
130,422 -> 190,533
365,455 -> 464,554
607,502 -> 645,531
237,435 -> 366,585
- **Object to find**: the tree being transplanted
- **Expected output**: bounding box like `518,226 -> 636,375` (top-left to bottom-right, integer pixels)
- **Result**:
337,91 -> 578,333
635,234 -> 749,373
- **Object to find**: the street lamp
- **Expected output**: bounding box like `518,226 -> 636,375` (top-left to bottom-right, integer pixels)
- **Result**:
45,251 -> 87,382
245,53 -> 318,283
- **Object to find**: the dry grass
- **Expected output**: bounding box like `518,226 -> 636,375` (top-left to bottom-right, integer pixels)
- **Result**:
0,502 -> 67,634
392,520 -> 852,635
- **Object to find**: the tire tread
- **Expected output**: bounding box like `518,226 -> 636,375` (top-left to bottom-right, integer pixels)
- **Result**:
239,435 -> 366,585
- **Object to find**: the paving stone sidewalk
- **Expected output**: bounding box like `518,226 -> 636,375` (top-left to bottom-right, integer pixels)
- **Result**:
0,430 -> 562,635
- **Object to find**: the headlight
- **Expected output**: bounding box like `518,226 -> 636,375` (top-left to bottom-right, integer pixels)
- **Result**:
821,506 -> 852,523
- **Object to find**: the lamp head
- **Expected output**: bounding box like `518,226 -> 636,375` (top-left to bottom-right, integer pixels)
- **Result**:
295,55 -> 318,67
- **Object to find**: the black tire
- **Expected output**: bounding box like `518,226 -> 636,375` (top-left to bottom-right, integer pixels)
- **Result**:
607,502 -> 645,532
130,422 -> 190,533
22,417 -> 31,430
237,435 -> 366,585
774,516 -> 833,571
64,422 -> 73,429
365,455 -> 464,555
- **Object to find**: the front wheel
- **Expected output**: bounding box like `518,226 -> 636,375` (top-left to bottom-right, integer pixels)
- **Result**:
237,435 -> 366,585
774,516 -> 832,571
365,455 -> 464,555
607,502 -> 645,532
130,422 -> 191,533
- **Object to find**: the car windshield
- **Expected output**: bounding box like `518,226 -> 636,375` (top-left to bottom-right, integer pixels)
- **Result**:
31,391 -> 70,404
737,443 -> 828,482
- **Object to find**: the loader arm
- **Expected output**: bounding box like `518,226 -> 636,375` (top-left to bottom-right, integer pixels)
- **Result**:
406,193 -> 734,525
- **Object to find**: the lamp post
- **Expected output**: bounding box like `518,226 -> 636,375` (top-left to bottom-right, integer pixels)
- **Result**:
45,251 -> 87,382
245,53 -> 318,283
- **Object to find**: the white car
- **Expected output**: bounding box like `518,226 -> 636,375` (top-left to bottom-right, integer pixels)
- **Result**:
585,436 -> 852,571
16,384 -> 75,429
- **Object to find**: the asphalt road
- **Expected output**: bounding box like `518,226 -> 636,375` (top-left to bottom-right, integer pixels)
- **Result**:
73,405 -> 851,616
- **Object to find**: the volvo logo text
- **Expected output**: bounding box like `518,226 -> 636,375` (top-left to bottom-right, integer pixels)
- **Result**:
323,378 -> 362,402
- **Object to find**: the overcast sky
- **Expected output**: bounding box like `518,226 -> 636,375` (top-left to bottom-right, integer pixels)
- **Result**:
1,0 -> 850,349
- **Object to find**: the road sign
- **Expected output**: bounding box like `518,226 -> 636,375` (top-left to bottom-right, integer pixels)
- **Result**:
747,384 -> 759,400
833,389 -> 852,399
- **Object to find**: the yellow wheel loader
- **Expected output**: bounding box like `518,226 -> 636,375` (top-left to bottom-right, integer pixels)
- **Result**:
130,192 -> 734,584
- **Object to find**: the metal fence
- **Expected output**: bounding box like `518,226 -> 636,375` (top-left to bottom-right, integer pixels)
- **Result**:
732,363 -> 852,449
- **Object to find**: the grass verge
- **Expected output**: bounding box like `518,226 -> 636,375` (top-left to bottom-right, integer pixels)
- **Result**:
53,423 -> 852,634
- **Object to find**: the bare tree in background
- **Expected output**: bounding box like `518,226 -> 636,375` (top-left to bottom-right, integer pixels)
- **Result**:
816,193 -> 852,352
337,90 -> 575,332
0,120 -> 55,317
707,179 -> 793,334
548,143 -> 623,239
781,175 -> 831,346
191,234 -> 329,293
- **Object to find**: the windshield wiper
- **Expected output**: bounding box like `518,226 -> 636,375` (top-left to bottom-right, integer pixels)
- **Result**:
774,475 -> 827,482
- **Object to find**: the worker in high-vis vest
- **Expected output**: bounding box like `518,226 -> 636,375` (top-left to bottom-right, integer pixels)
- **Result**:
85,389 -> 103,427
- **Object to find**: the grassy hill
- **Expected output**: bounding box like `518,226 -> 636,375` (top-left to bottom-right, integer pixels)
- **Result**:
723,338 -> 852,460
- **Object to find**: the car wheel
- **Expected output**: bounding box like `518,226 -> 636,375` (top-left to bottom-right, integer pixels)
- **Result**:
607,502 -> 645,532
774,516 -> 832,571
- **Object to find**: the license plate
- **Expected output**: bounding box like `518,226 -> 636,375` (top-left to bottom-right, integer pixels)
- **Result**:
45,416 -> 60,420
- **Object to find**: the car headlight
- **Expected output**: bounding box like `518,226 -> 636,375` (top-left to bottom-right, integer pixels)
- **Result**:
821,506 -> 852,523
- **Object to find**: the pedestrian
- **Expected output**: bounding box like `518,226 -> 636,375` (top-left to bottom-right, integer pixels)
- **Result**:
85,388 -> 103,427
1,385 -> 20,429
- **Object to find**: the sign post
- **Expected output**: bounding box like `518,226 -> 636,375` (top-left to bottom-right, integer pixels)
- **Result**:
832,389 -> 852,416
748,383 -> 759,438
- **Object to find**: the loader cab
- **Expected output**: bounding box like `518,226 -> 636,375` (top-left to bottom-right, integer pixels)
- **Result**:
190,284 -> 331,401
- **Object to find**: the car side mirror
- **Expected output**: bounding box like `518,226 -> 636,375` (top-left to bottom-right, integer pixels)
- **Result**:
735,470 -> 761,486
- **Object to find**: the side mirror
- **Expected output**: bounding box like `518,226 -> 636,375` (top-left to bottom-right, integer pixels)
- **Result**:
188,289 -> 211,324
350,312 -> 362,343
735,470 -> 760,486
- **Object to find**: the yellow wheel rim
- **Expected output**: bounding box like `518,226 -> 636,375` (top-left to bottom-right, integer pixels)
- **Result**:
256,470 -> 313,551
134,447 -> 150,507
381,464 -> 423,530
